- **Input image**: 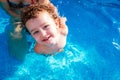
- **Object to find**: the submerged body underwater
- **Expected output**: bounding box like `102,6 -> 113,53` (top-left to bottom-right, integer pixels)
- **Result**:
0,0 -> 120,80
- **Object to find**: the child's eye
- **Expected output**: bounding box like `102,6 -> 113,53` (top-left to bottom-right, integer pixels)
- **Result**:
43,25 -> 49,29
32,31 -> 39,35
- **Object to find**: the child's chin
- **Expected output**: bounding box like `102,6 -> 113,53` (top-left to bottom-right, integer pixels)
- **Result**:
45,40 -> 56,46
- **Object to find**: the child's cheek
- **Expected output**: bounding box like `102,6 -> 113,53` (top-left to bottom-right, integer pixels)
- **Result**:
32,35 -> 39,43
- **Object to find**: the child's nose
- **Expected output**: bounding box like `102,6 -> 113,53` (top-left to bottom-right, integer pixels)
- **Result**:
40,30 -> 47,37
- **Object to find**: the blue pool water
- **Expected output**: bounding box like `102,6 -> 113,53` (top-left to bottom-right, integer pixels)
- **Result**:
0,0 -> 120,80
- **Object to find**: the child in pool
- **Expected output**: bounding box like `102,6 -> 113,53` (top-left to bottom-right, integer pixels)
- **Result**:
0,0 -> 53,60
21,3 -> 68,54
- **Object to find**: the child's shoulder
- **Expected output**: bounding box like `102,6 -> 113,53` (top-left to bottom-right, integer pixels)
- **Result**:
34,43 -> 42,53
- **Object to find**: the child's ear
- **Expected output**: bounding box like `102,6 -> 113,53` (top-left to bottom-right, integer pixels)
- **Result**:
55,19 -> 60,28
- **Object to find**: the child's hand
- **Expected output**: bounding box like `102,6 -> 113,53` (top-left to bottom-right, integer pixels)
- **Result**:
59,17 -> 67,28
60,17 -> 67,25
59,17 -> 68,35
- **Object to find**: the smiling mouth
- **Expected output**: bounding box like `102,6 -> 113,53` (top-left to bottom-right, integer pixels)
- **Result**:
42,36 -> 51,42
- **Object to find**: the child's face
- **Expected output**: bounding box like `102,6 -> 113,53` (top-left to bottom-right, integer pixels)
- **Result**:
25,11 -> 59,46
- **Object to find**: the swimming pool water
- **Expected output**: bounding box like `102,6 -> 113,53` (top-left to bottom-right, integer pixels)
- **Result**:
0,0 -> 120,80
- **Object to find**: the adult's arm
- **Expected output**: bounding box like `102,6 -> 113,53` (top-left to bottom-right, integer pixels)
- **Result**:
0,0 -> 20,18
